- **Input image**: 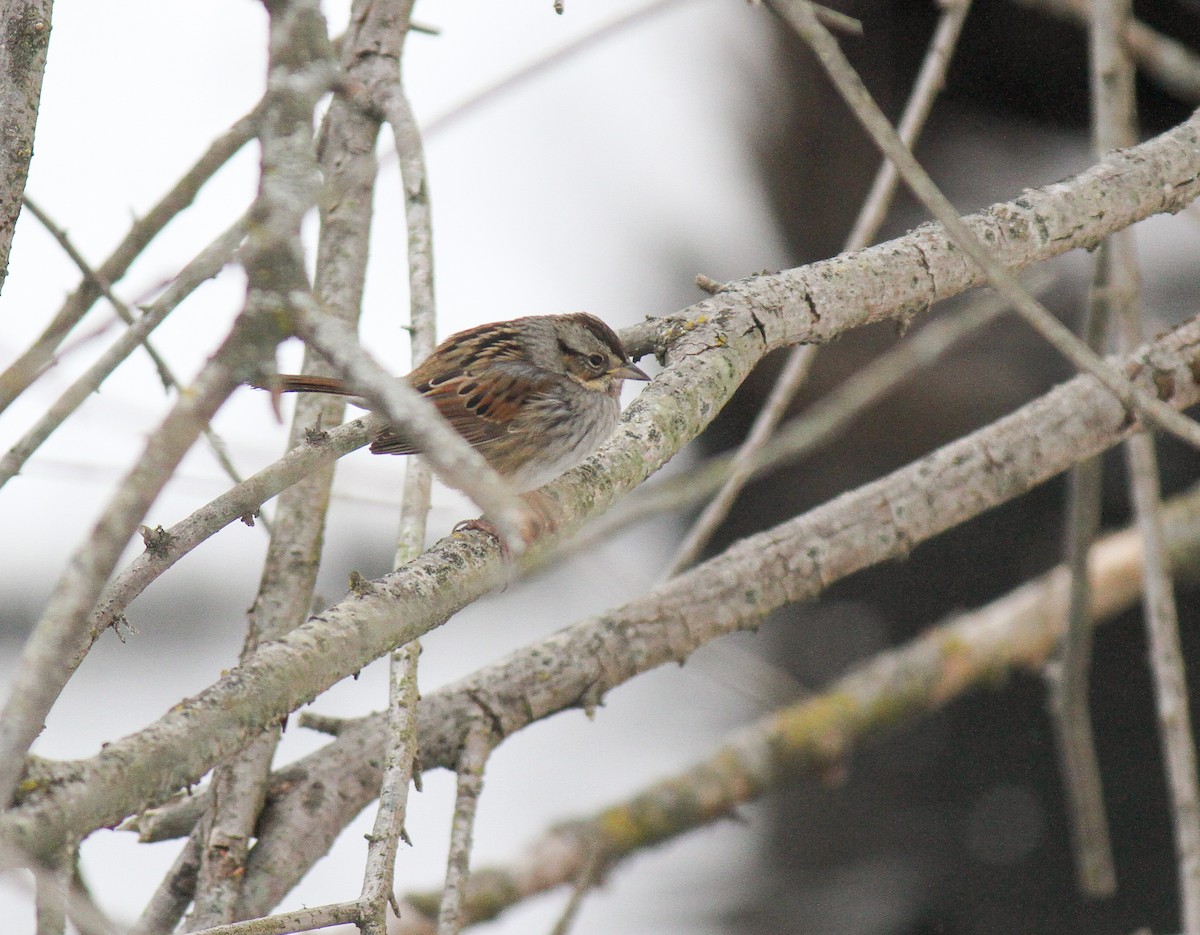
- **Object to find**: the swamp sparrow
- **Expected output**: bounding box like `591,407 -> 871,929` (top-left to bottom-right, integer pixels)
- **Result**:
264,312 -> 650,492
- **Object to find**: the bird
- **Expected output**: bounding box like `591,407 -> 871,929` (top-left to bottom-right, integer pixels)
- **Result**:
261,312 -> 650,492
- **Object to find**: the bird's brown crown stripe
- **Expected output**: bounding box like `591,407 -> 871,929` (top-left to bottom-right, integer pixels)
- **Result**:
571,313 -> 627,359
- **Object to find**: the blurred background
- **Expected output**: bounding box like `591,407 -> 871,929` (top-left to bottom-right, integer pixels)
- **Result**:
2,1 -> 1200,933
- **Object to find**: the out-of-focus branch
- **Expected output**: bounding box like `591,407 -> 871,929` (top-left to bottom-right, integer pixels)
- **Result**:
34,845 -> 68,935
436,727 -> 492,935
667,0 -> 972,574
665,342 -> 815,574
0,215 -> 249,492
1014,0 -> 1200,104
772,0 -> 1200,451
87,414 -> 376,657
1045,0 -> 1138,897
1048,258 -> 1116,896
0,0 -> 52,296
130,832 -> 201,935
184,0 -> 373,927
1094,1 -> 1200,926
0,103 -> 260,413
21,194 -> 176,389
14,200 -> 258,525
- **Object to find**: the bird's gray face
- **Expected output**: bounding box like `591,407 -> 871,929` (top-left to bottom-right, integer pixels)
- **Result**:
554,315 -> 650,394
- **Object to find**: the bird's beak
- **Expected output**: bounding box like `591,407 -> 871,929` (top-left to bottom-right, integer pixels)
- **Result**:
613,362 -> 651,381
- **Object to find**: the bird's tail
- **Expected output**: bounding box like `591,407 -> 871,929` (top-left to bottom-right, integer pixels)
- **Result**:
253,374 -> 354,396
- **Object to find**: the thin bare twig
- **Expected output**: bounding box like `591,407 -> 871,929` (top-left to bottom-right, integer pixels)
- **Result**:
1043,0 -> 1141,895
185,2 -> 371,926
1126,431 -> 1200,933
19,196 -> 256,505
1047,250 -> 1115,896
188,901 -> 361,935
358,644 -> 421,935
1094,0 -> 1200,922
667,0 -> 972,575
842,0 -> 972,248
0,214 -> 250,493
437,726 -> 493,935
771,0 -> 1200,452
665,344 -> 815,574
385,0 -> 439,566
359,10 -> 430,928
87,415 -> 375,657
383,60 -> 436,369
21,194 -> 175,388
0,103 -> 260,413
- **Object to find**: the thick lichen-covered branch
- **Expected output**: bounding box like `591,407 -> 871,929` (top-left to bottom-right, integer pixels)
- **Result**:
132,314 -> 1200,912
397,481 -> 1200,932
6,110 -> 1200,862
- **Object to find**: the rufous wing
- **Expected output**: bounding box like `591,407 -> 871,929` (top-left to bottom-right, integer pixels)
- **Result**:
370,361 -> 553,456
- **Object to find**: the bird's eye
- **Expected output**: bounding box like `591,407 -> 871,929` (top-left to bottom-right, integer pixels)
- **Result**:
586,353 -> 606,370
